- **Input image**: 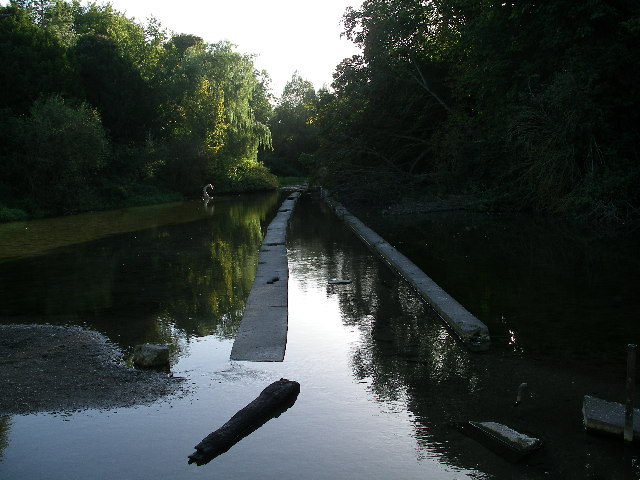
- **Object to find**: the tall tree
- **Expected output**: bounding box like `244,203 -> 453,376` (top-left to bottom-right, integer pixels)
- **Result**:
0,2 -> 73,114
70,33 -> 155,144
317,0 -> 640,217
262,72 -> 318,176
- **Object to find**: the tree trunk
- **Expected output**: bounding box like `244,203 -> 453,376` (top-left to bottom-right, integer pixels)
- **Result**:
188,378 -> 300,465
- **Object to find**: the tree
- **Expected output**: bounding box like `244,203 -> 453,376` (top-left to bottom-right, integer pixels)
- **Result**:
316,0 -> 640,218
70,33 -> 156,144
152,37 -> 274,194
0,0 -> 280,218
3,95 -> 108,214
0,2 -> 73,114
262,72 -> 318,176
72,1 -> 162,78
315,0 -> 455,201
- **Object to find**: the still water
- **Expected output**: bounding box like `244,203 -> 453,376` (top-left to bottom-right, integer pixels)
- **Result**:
360,209 -> 640,372
0,191 -> 638,479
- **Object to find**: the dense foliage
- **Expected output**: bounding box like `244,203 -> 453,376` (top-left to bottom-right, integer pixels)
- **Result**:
0,0 -> 276,220
3,0 -> 638,223
260,72 -> 319,177
313,0 -> 640,221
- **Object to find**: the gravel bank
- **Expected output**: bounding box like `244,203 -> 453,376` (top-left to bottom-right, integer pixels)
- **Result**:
0,324 -> 183,415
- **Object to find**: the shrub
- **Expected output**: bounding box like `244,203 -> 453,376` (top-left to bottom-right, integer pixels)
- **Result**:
8,95 -> 109,214
0,204 -> 28,223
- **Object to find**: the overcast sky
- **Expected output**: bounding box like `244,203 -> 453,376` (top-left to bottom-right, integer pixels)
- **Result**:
87,0 -> 364,96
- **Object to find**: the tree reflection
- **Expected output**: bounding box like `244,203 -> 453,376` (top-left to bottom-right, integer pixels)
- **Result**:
364,210 -> 640,369
289,193 -> 478,452
0,416 -> 9,460
289,192 -> 638,479
0,192 -> 282,356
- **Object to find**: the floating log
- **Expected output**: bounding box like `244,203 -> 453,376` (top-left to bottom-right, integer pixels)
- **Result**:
188,378 -> 300,466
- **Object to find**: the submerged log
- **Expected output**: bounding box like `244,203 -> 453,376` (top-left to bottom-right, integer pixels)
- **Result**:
188,378 -> 300,466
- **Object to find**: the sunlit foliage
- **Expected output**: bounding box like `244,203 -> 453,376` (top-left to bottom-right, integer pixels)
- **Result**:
261,72 -> 318,177
0,0 -> 276,219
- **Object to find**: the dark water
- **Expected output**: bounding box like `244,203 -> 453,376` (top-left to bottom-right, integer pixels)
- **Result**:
360,210 -> 640,373
0,193 -> 282,351
0,191 -> 639,479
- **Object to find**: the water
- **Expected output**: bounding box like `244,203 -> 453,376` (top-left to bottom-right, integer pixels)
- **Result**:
360,209 -> 640,372
0,193 -> 281,347
0,191 -> 639,479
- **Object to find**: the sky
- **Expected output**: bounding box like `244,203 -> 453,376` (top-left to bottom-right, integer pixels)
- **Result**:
89,0 -> 364,97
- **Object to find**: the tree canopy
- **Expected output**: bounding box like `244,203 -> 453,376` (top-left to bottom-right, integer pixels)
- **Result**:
2,0 -> 638,223
260,72 -> 319,177
0,0 -> 276,219
312,0 -> 640,221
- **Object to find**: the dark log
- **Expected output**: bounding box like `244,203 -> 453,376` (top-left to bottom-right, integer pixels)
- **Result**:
188,378 -> 300,465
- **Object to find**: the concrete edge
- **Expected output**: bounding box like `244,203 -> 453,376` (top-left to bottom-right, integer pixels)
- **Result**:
583,395 -> 640,439
320,188 -> 490,351
230,186 -> 305,362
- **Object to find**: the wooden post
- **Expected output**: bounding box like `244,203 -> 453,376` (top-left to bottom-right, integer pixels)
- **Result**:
624,344 -> 636,443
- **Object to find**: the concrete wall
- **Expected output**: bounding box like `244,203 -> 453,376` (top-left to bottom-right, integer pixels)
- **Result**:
321,189 -> 490,351
230,190 -> 302,362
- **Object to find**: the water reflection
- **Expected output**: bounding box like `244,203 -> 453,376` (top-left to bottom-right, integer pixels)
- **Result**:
0,193 -> 282,357
360,210 -> 640,370
289,192 -> 639,479
203,198 -> 215,215
289,195 -> 479,463
1,189 -> 638,479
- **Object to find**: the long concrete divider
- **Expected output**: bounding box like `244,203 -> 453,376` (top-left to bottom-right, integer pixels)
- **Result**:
230,189 -> 303,362
321,189 -> 490,351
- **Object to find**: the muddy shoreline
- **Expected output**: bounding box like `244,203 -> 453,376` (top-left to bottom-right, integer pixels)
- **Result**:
0,324 -> 182,415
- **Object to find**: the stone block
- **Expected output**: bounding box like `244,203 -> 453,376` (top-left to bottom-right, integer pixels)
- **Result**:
133,343 -> 170,368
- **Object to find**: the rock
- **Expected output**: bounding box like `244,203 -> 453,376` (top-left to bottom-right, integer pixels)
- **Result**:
133,344 -> 170,368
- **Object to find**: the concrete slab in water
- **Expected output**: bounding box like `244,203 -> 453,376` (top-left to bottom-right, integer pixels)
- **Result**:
460,421 -> 541,463
230,190 -> 302,362
321,190 -> 490,351
470,422 -> 541,452
583,395 -> 640,439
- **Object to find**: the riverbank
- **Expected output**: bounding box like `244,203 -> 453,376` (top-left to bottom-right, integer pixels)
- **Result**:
0,176 -> 300,225
325,182 -> 640,231
0,325 -> 183,415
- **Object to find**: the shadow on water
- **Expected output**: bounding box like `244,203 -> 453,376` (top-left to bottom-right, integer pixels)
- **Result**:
0,192 -> 282,360
289,191 -> 640,479
357,209 -> 640,373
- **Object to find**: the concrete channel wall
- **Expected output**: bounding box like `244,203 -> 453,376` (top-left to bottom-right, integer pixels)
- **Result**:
321,189 -> 491,351
230,189 -> 303,362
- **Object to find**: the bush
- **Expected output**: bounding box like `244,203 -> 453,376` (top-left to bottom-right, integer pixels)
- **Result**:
0,204 -> 28,223
215,161 -> 278,193
6,95 -> 109,214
